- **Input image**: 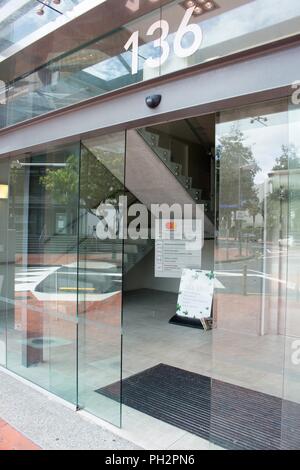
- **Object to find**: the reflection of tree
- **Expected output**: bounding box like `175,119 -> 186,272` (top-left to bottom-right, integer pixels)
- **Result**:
272,144 -> 300,171
79,145 -> 124,213
265,145 -> 300,241
247,193 -> 261,229
40,146 -> 124,215
218,127 -> 260,236
40,155 -> 79,207
8,163 -> 25,230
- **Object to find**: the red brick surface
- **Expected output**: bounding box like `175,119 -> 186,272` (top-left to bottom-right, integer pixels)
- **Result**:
0,419 -> 40,451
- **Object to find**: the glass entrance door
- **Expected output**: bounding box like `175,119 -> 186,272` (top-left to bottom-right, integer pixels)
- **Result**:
0,143 -> 80,402
77,131 -> 126,426
121,119 -> 216,447
212,97 -> 300,450
0,158 -> 9,366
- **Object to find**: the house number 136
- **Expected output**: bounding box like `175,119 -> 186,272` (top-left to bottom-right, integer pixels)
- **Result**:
124,7 -> 203,75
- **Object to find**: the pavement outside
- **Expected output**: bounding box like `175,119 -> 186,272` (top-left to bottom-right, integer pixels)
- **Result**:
0,369 -> 140,451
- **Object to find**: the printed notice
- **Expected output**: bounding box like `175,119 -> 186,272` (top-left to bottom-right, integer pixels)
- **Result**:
177,269 -> 215,320
155,219 -> 203,278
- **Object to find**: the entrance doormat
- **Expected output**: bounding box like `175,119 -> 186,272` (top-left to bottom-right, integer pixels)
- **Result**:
96,363 -> 300,450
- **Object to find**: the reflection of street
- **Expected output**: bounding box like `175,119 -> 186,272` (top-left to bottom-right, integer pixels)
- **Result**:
10,260 -> 122,399
214,238 -> 299,363
214,235 -> 300,403
15,266 -> 59,293
15,262 -> 122,302
216,239 -> 299,296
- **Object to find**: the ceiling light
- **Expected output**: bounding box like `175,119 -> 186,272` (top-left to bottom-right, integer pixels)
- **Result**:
0,185 -> 8,200
194,6 -> 203,15
36,0 -> 63,15
184,0 -> 195,7
204,1 -> 215,10
36,7 -> 45,15
182,0 -> 219,16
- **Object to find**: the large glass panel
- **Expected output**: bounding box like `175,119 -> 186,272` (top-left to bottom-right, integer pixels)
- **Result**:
121,119 -> 215,448
5,142 -> 80,404
213,99 -> 290,449
281,101 -> 300,449
0,158 -> 9,365
4,4 -> 161,127
2,0 -> 300,128
77,131 -> 125,426
0,0 -> 88,61
162,0 -> 300,76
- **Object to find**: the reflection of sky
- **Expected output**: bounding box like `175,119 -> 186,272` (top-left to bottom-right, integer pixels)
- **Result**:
85,42 -> 158,80
217,112 -> 291,185
85,57 -> 129,81
166,0 -> 300,51
290,108 -> 300,151
4,2 -> 58,43
0,0 -> 83,50
200,0 -> 300,48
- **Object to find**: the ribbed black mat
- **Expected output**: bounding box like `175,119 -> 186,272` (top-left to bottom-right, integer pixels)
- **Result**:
96,363 -> 300,450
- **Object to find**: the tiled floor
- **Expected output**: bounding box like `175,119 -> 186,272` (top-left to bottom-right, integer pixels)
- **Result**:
0,418 -> 40,450
122,289 -> 288,397
118,289 -> 299,449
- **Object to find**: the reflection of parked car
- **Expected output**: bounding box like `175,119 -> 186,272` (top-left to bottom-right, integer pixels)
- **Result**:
242,233 -> 258,243
33,262 -> 121,302
279,236 -> 294,247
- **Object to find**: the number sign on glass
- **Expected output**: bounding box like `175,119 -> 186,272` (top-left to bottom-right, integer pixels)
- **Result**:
124,7 -> 203,75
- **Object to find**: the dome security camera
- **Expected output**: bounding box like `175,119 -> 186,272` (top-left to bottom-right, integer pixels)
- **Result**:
145,95 -> 162,109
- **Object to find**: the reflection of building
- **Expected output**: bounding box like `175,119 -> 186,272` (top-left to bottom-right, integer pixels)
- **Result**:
9,149 -> 80,256
267,168 -> 300,242
0,0 -> 300,451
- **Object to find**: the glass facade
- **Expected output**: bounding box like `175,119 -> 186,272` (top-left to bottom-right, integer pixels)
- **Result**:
78,133 -> 126,426
0,95 -> 300,448
213,99 -> 291,449
0,142 -> 80,403
1,0 -> 300,128
0,0 -> 299,454
0,0 -> 92,61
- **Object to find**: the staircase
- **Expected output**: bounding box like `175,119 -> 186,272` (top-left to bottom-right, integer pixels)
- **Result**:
129,128 -> 215,237
137,128 -> 205,205
80,140 -> 155,273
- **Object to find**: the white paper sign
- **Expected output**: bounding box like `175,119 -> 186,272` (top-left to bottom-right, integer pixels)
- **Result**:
176,269 -> 215,320
155,219 -> 203,278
